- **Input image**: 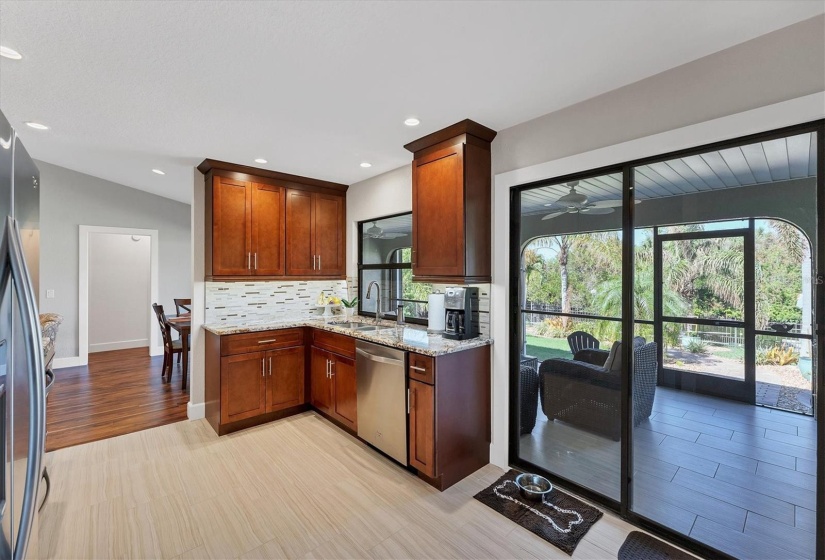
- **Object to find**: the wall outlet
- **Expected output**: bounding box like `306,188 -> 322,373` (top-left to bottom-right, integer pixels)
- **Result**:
46,289 -> 55,299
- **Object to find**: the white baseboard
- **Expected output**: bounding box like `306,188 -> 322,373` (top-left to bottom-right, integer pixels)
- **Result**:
149,345 -> 164,357
89,339 -> 148,353
187,401 -> 205,420
52,356 -> 86,369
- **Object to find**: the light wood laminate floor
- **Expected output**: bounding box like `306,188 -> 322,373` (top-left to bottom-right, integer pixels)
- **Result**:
520,387 -> 817,560
40,412 -> 648,559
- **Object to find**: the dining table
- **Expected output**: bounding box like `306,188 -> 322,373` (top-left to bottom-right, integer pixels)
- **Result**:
166,313 -> 191,390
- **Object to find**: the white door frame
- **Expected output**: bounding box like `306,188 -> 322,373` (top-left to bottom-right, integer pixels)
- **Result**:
79,225 -> 161,366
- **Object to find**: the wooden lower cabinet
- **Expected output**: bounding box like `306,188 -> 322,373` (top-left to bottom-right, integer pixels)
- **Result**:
406,345 -> 491,490
267,346 -> 305,412
331,354 -> 357,430
220,351 -> 267,424
206,328 -> 490,492
408,379 -> 435,477
310,346 -> 333,414
311,345 -> 357,431
207,329 -> 309,434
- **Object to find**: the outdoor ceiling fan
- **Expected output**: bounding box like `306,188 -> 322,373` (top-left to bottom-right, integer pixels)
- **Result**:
363,221 -> 408,239
541,181 -> 630,220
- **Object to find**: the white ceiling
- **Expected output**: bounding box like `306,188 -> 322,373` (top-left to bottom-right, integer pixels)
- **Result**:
0,1 -> 821,204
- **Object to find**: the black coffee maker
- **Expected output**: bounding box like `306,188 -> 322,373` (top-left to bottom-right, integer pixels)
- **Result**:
443,287 -> 479,340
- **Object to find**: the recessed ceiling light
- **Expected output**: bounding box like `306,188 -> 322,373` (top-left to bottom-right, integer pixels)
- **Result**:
254,158 -> 268,164
360,162 -> 372,168
404,118 -> 420,127
0,46 -> 22,60
25,122 -> 49,130
152,169 -> 165,175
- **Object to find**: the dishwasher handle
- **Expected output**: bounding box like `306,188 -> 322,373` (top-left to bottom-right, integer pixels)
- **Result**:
355,347 -> 404,367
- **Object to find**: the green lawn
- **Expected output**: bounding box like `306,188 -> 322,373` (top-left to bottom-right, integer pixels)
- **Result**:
525,335 -> 573,363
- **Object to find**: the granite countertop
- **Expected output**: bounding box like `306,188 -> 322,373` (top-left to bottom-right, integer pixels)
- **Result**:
203,315 -> 492,357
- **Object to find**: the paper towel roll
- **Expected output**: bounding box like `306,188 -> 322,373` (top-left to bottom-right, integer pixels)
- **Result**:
428,293 -> 445,332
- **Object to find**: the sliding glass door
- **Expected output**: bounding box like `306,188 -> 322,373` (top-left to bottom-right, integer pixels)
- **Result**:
514,171 -> 626,503
510,122 -> 823,559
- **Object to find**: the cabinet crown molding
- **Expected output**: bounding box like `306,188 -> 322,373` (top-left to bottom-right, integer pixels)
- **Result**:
403,119 -> 497,154
198,159 -> 348,193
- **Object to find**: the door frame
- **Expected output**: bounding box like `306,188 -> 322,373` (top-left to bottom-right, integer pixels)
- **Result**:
78,225 -> 160,366
654,226 -> 755,403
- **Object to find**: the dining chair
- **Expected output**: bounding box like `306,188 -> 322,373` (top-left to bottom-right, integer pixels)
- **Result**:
152,303 -> 183,381
174,298 -> 192,315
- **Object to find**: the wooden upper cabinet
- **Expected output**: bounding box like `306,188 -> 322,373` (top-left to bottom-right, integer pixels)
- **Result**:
405,120 -> 496,284
285,189 -> 315,276
412,145 -> 465,278
200,160 -> 348,280
285,189 -> 345,277
212,176 -> 252,276
314,193 -> 345,276
252,183 -> 285,276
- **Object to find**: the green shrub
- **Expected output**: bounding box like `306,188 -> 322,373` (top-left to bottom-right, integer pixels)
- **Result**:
685,338 -> 708,354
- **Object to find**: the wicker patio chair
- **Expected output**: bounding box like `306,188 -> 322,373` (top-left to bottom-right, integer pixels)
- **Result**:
540,341 -> 657,441
567,331 -> 600,355
519,364 -> 539,435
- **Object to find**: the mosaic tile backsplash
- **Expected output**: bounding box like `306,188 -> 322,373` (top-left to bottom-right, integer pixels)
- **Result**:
205,280 -> 350,323
205,279 -> 490,336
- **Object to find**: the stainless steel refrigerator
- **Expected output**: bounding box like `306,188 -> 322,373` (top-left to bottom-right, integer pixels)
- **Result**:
0,109 -> 45,559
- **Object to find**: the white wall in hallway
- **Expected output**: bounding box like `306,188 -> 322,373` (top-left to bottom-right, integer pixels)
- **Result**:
88,233 -> 151,352
38,161 -> 192,365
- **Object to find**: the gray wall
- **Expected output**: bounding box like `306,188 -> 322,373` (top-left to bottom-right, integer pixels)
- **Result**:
494,15 -> 825,175
37,160 -> 192,359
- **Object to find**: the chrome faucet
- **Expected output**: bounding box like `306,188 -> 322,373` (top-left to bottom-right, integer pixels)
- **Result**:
366,281 -> 381,324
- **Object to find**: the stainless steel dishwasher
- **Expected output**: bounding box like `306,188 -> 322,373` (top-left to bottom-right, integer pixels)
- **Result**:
355,340 -> 408,465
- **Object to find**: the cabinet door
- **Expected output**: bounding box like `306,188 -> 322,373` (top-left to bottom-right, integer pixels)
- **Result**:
266,346 -> 305,412
409,380 -> 436,477
314,193 -> 345,276
220,352 -> 267,424
310,346 -> 333,413
412,144 -> 465,278
285,189 -> 316,276
330,354 -> 357,430
213,176 -> 252,276
251,183 -> 285,276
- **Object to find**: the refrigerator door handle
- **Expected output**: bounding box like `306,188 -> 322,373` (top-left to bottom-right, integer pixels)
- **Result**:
0,216 -> 45,560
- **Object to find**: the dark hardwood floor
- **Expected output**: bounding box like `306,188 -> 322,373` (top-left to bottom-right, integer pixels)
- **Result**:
520,387 -> 817,560
46,348 -> 189,452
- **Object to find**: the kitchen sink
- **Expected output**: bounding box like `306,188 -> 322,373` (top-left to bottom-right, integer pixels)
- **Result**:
353,325 -> 381,332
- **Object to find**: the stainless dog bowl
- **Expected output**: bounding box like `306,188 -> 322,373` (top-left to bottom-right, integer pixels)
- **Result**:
514,473 -> 553,501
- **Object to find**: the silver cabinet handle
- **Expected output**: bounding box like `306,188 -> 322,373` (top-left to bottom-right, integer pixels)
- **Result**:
268,357 -> 272,376
257,339 -> 278,344
262,357 -> 265,377
410,365 -> 426,372
247,252 -> 251,269
329,359 -> 334,377
318,255 -> 321,270
407,388 -> 410,414
325,359 -> 330,378
254,252 -> 258,270
313,255 -> 316,270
